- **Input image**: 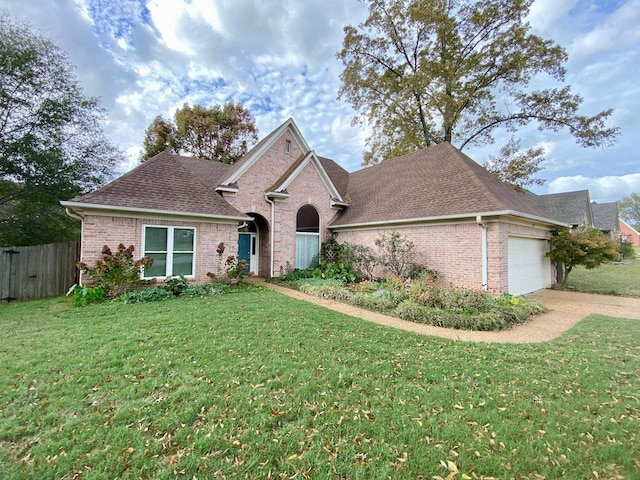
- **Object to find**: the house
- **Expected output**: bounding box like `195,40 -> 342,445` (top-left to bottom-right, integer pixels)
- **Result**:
591,201 -> 619,238
62,118 -> 564,296
526,191 -> 619,237
619,219 -> 640,247
526,190 -> 593,229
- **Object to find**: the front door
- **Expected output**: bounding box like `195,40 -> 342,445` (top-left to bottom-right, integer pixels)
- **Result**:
238,233 -> 258,275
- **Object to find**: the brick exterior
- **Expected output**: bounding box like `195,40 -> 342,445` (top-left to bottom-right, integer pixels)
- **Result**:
224,129 -> 337,276
79,214 -> 238,285
618,220 -> 640,247
73,121 -> 556,294
334,220 -> 553,294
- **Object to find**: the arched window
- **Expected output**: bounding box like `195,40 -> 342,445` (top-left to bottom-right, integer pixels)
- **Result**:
296,205 -> 320,269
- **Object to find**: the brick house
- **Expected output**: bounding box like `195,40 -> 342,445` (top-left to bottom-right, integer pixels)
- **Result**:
62,118 -> 564,295
619,219 -> 640,247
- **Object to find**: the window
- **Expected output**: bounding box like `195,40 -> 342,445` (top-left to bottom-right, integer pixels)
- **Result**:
285,139 -> 291,153
143,226 -> 195,278
296,205 -> 320,269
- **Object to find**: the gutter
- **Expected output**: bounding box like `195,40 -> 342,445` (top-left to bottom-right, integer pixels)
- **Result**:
330,210 -> 567,230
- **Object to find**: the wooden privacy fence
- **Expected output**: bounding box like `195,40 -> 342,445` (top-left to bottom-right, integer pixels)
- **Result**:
0,242 -> 79,302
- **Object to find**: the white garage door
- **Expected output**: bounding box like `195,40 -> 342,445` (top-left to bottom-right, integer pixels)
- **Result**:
508,237 -> 551,295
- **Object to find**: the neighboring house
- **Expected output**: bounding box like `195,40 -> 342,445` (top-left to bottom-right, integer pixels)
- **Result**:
591,201 -> 619,238
619,219 -> 640,247
526,190 -> 593,229
62,118 -> 564,296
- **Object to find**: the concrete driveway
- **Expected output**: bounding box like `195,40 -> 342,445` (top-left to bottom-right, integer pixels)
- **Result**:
255,279 -> 640,344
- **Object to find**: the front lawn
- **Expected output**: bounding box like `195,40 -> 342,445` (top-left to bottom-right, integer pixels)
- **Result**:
1,289 -> 638,479
567,254 -> 640,296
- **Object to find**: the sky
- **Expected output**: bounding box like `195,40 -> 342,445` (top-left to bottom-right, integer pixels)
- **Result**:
2,0 -> 639,203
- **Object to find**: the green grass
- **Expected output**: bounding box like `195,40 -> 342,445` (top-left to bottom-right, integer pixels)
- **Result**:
567,254 -> 640,296
1,288 -> 639,479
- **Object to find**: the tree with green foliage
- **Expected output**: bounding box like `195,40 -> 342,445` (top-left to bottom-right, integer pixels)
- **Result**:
337,0 -> 619,186
0,16 -> 120,246
141,102 -> 258,164
618,192 -> 640,231
547,227 -> 620,288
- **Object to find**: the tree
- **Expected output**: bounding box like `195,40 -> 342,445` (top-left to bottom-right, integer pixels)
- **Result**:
618,193 -> 640,231
547,227 -> 620,288
141,102 -> 259,164
0,16 -> 120,246
337,0 -> 619,183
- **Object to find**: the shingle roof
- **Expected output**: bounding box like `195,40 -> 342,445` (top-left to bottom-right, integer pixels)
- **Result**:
330,142 -> 557,227
319,157 -> 350,202
526,190 -> 592,226
66,151 -> 248,218
591,201 -> 619,232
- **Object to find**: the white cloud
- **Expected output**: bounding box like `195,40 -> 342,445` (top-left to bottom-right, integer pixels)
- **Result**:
568,0 -> 640,58
1,0 -> 636,189
548,173 -> 640,203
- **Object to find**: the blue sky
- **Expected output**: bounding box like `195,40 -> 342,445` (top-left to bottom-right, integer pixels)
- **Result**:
3,0 -> 639,202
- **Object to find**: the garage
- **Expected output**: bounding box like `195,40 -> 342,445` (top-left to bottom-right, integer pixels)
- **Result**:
508,236 -> 551,295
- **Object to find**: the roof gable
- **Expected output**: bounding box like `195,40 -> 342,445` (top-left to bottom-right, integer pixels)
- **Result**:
331,142 -> 559,227
266,151 -> 348,204
591,201 -> 619,232
219,118 -> 311,187
527,190 -> 593,226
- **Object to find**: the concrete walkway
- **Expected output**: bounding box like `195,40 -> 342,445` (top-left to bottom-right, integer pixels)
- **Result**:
248,278 -> 640,344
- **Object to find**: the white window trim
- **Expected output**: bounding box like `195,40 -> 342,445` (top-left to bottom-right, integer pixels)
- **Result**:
142,225 -> 196,279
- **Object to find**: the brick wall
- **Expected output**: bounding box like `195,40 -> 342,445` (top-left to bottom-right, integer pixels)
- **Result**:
79,214 -> 238,285
335,220 -> 554,293
336,222 -> 485,290
225,128 -> 337,276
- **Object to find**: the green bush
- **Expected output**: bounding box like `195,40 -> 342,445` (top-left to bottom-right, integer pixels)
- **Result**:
299,282 -> 352,301
618,238 -> 636,259
349,291 -> 397,311
119,287 -> 174,304
118,283 -> 230,304
371,288 -> 406,305
312,262 -> 359,283
165,275 -> 189,296
67,284 -> 104,307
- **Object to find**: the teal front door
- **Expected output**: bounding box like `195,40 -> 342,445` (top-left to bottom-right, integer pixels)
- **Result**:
238,233 -> 251,274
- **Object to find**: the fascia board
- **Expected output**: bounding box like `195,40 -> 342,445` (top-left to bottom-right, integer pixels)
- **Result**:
60,201 -> 251,223
221,118 -> 311,186
330,210 -> 568,230
276,151 -> 344,201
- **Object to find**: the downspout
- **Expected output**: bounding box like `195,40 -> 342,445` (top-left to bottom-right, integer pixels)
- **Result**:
476,215 -> 488,291
264,194 -> 275,278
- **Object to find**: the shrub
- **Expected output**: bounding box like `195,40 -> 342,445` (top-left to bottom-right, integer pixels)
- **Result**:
375,231 -> 416,279
618,238 -> 636,259
165,275 -> 189,296
119,286 -> 174,304
207,255 -> 248,285
350,291 -> 397,311
299,281 -> 352,301
77,244 -> 153,299
118,282 -> 230,304
67,284 -> 104,307
339,242 -> 378,280
371,288 -> 406,305
312,262 -> 359,283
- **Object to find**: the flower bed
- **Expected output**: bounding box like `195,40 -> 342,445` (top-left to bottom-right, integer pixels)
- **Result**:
280,276 -> 545,331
